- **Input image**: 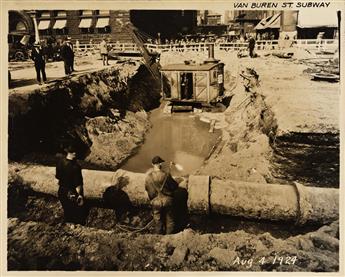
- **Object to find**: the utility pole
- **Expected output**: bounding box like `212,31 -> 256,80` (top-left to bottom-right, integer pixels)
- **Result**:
27,10 -> 39,43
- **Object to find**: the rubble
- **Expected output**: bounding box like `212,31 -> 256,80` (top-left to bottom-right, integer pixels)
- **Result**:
169,246 -> 189,267
7,219 -> 339,271
207,247 -> 237,269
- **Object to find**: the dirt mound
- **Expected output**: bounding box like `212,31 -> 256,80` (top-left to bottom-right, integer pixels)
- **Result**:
7,218 -> 339,271
198,53 -> 339,187
197,68 -> 277,183
85,111 -> 149,169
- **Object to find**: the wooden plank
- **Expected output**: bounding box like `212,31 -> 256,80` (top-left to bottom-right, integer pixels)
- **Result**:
209,120 -> 216,133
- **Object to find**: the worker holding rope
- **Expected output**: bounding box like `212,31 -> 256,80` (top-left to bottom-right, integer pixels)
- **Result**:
145,156 -> 178,234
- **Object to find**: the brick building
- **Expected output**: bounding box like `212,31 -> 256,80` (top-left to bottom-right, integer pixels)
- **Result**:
32,10 -> 132,44
232,10 -> 268,36
12,10 -> 197,44
206,13 -> 222,25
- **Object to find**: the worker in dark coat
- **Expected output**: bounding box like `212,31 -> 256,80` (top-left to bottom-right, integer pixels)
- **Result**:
145,156 -> 178,234
248,36 -> 256,58
55,144 -> 86,224
30,42 -> 47,85
67,37 -> 75,72
60,37 -> 74,75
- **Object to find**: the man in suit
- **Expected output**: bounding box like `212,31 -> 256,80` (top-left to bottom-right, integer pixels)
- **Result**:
60,37 -> 74,75
30,42 -> 47,85
248,36 -> 256,58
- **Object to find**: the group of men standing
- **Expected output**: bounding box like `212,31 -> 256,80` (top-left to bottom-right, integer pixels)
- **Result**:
30,36 -> 113,85
56,146 -> 179,235
30,37 -> 75,85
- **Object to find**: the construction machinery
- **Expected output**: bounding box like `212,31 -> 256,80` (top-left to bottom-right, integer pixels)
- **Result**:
124,22 -> 161,81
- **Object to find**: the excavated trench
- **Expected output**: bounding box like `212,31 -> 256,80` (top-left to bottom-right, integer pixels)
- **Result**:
7,63 -> 227,234
8,62 -> 161,169
7,62 -> 340,271
8,59 -> 339,271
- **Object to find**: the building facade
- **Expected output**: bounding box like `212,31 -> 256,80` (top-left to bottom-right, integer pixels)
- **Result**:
11,10 -> 198,44
33,10 -> 132,44
232,10 -> 268,36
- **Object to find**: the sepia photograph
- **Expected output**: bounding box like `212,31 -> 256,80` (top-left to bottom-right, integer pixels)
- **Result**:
2,0 -> 343,274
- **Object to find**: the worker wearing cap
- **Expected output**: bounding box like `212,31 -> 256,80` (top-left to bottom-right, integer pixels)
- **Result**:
55,144 -> 86,224
145,156 -> 178,234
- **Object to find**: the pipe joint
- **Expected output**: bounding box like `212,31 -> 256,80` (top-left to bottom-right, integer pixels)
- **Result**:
293,181 -> 313,225
187,175 -> 210,214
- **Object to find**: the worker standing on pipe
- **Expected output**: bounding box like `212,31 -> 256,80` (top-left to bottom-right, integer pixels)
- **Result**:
145,156 -> 178,234
55,144 -> 86,225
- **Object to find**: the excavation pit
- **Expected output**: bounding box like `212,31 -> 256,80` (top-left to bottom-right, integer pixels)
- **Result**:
7,50 -> 340,271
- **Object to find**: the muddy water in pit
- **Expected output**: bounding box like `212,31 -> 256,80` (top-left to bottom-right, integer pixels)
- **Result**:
122,108 -> 221,176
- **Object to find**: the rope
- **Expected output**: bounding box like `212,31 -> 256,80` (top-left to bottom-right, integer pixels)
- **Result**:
116,219 -> 154,234
136,29 -> 155,41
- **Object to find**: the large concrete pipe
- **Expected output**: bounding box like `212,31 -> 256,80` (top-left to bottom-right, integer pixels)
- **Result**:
14,166 -> 338,225
15,166 -> 151,207
207,179 -> 338,225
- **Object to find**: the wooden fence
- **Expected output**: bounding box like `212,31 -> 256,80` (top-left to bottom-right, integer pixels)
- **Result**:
75,39 -> 338,55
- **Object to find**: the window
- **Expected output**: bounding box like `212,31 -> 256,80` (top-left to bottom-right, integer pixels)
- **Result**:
53,19 -> 67,29
38,20 -> 51,30
210,68 -> 218,84
79,16 -> 93,34
55,28 -> 68,35
56,11 -> 67,17
39,29 -> 52,36
99,10 -> 110,16
95,17 -> 109,28
79,18 -> 93,29
81,10 -> 93,16
80,28 -> 94,34
53,19 -> 67,35
97,26 -> 111,34
16,21 -> 26,32
40,11 -> 51,18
